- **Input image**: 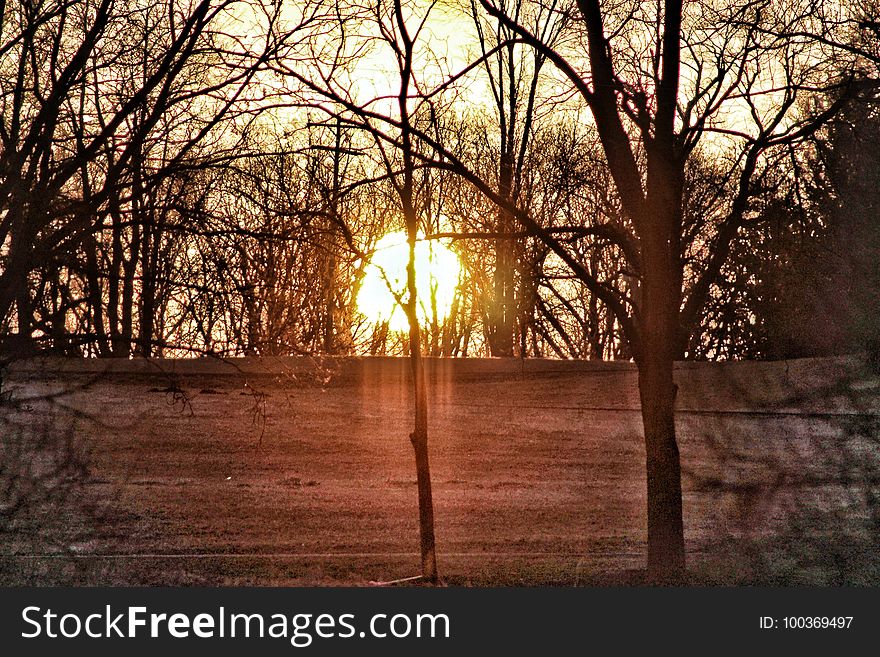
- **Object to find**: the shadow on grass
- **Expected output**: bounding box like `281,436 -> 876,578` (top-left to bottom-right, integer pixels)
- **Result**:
681,355 -> 880,585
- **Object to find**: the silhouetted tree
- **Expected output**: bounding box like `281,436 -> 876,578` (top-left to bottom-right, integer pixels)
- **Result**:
473,0 -> 855,581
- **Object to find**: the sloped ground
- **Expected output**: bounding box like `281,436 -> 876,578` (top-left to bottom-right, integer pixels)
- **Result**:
1,356 -> 878,585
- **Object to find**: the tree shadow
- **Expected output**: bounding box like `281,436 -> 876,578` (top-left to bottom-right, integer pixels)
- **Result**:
679,356 -> 880,584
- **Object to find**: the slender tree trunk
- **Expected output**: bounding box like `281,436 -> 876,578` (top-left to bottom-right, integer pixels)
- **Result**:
108,203 -> 124,355
139,208 -> 156,358
120,220 -> 140,356
588,290 -> 601,359
323,251 -> 337,354
84,228 -> 110,356
406,236 -> 439,583
393,0 -> 438,582
323,119 -> 344,355
15,281 -> 31,345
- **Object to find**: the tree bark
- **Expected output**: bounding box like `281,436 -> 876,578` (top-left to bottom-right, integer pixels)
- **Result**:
637,354 -> 685,583
84,230 -> 111,357
489,213 -> 516,357
406,237 -> 439,583
636,190 -> 686,581
395,0 -> 439,580
139,216 -> 156,358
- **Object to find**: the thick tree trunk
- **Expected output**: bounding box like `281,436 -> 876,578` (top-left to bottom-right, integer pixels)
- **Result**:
489,149 -> 517,357
0,209 -> 36,349
635,175 -> 686,582
637,215 -> 686,582
489,233 -> 515,357
638,355 -> 685,583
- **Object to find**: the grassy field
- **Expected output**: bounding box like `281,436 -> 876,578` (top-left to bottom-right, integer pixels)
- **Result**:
1,356 -> 879,585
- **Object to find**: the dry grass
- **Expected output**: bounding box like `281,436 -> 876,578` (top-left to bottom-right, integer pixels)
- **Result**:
1,356 -> 878,585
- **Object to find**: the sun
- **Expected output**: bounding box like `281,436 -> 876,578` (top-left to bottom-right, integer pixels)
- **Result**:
357,231 -> 461,331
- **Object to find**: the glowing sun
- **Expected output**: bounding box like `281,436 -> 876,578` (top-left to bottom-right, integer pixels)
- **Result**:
357,231 -> 461,331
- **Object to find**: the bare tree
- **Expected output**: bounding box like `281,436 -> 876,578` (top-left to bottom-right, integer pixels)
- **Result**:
464,0 -> 568,356
373,0 -> 440,583
0,0 -> 289,356
469,0 -> 858,581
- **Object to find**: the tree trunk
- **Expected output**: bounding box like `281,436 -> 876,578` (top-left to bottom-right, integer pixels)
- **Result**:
15,284 -> 32,345
395,6 -> 439,581
139,208 -> 157,358
120,220 -> 139,356
489,147 -> 516,357
323,251 -> 337,354
635,177 -> 686,582
0,208 -> 36,350
409,350 -> 438,582
84,230 -> 111,357
406,239 -> 439,583
637,356 -> 685,583
108,204 -> 124,355
489,231 -> 515,357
